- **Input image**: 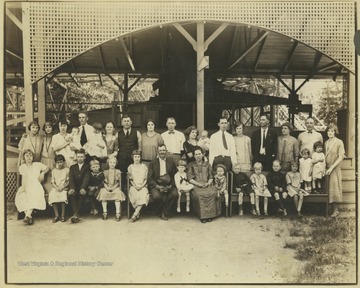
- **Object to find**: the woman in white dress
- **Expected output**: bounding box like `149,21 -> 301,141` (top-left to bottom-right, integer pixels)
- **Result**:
127,150 -> 149,222
15,149 -> 50,225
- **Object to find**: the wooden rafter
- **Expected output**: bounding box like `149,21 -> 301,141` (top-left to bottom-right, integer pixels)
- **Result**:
274,75 -> 292,93
68,73 -> 80,87
253,36 -> 267,72
228,30 -> 269,70
7,116 -> 26,126
173,23 -> 197,51
59,90 -> 68,111
129,76 -> 143,91
282,41 -> 298,73
98,46 -> 107,71
160,26 -> 168,73
6,48 -> 23,61
295,52 -> 322,93
204,23 -> 228,51
107,74 -> 125,93
317,61 -> 338,73
6,7 -> 22,30
119,38 -> 136,71
99,74 -> 103,86
6,89 -> 17,108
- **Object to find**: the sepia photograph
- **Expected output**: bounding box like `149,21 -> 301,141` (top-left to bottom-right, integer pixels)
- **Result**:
2,0 -> 358,286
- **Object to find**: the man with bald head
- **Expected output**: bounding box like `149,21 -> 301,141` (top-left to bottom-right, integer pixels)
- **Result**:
297,117 -> 323,155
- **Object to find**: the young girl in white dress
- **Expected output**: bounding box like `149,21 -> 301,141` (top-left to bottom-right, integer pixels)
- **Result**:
286,162 -> 309,218
48,154 -> 69,223
311,141 -> 326,193
250,162 -> 272,216
66,126 -> 82,163
15,149 -> 50,225
97,156 -> 125,221
128,150 -> 149,222
174,159 -> 194,213
299,148 -> 312,194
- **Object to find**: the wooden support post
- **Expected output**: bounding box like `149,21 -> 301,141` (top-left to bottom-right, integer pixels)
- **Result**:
124,73 -> 129,114
37,78 -> 46,127
197,22 -> 205,131
22,3 -> 33,125
347,73 -> 355,160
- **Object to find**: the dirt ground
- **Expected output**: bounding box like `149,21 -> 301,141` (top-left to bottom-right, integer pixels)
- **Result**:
6,206 -> 309,285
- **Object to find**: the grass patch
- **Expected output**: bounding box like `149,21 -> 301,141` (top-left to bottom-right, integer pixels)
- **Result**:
286,216 -> 356,283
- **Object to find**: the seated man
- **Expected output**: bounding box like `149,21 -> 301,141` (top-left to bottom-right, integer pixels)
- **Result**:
68,148 -> 91,223
147,144 -> 178,220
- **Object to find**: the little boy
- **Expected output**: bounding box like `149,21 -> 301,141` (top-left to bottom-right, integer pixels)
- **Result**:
174,159 -> 194,212
266,160 -> 288,216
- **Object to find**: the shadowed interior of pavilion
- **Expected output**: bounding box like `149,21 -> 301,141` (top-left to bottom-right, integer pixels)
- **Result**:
35,21 -> 348,129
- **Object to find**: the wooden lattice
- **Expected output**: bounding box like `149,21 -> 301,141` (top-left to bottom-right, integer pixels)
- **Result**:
25,1 -> 355,82
6,172 -> 18,201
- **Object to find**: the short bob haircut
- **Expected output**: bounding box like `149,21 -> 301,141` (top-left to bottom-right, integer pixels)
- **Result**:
253,162 -> 263,170
42,121 -> 54,132
184,126 -> 198,139
131,150 -> 141,157
193,146 -> 205,155
55,154 -> 66,162
177,159 -> 187,167
215,163 -> 227,173
281,122 -> 294,131
145,119 -> 156,127
27,120 -> 40,131
313,141 -> 323,150
107,155 -> 118,165
75,148 -> 86,155
22,149 -> 34,160
325,123 -> 339,135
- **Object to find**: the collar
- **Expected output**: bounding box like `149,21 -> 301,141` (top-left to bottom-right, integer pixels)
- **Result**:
168,130 -> 176,134
123,128 -> 131,134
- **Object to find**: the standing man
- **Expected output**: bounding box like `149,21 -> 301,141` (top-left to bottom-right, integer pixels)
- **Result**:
78,111 -> 94,163
297,117 -> 323,155
147,144 -> 178,220
67,149 -> 91,223
161,117 -> 185,164
209,117 -> 237,172
117,115 -> 142,190
251,114 -> 278,171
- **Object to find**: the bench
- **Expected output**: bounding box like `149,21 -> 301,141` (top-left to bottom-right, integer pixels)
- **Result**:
227,171 -> 329,217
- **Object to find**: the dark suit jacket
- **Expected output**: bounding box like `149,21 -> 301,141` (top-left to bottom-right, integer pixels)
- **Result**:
251,128 -> 278,164
147,157 -> 177,190
68,163 -> 91,192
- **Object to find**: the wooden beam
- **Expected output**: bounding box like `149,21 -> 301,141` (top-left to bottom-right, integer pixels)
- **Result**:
7,145 -> 20,154
197,22 -> 205,131
6,49 -> 23,61
228,31 -> 269,70
6,90 -> 17,108
119,38 -> 136,71
274,75 -> 292,93
99,74 -> 103,86
6,7 -> 22,30
282,41 -> 298,73
107,74 -> 124,93
37,78 -> 46,127
295,52 -> 322,93
173,23 -> 197,51
68,73 -> 80,87
59,90 -> 68,111
253,36 -> 267,72
204,23 -> 228,51
128,76 -> 143,91
316,61 -> 338,73
98,46 -> 107,71
7,116 -> 26,126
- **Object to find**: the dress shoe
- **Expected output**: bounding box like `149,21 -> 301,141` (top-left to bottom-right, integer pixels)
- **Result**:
160,213 -> 168,221
52,217 -> 59,223
61,216 -> 66,222
116,213 -> 121,221
71,216 -> 80,223
23,216 -> 30,224
28,217 -> 34,225
200,219 -> 207,223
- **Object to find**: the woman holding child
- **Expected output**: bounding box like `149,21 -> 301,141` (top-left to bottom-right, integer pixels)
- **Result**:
187,147 -> 221,223
52,120 -> 77,167
183,126 -> 199,163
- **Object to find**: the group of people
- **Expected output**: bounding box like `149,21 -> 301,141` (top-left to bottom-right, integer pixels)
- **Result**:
15,112 -> 345,225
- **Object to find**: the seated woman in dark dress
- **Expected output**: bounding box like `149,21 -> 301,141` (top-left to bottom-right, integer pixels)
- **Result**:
187,147 -> 221,223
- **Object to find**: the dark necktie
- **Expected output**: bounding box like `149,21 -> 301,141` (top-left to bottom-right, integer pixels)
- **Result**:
222,131 -> 228,150
80,126 -> 87,146
262,129 -> 266,148
126,130 -> 130,137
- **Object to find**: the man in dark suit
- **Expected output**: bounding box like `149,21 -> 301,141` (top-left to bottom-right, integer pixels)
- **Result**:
147,144 -> 178,220
68,148 -> 91,223
251,114 -> 278,171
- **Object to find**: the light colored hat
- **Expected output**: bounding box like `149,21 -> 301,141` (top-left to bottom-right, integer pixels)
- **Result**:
90,159 -> 100,167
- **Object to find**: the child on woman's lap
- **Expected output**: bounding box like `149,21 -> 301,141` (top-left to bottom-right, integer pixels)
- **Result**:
232,163 -> 255,216
214,164 -> 229,217
174,160 -> 194,213
250,162 -> 271,216
267,160 -> 288,216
